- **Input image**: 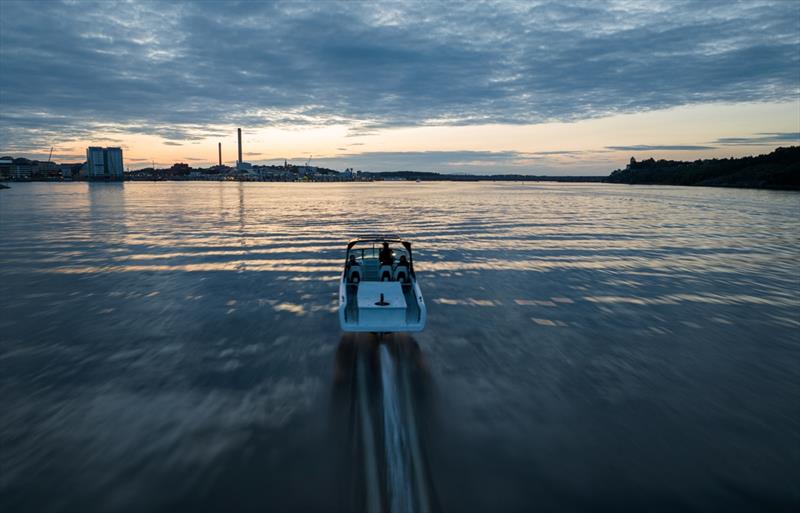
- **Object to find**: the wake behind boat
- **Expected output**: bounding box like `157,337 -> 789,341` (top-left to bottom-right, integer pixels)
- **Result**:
338,236 -> 427,333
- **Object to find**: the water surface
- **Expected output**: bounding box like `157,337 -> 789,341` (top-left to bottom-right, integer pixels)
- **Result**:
1,182 -> 798,512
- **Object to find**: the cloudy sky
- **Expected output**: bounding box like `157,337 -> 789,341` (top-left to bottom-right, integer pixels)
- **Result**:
1,0 -> 798,174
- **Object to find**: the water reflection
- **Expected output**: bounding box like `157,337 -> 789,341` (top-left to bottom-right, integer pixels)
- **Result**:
0,182 -> 798,512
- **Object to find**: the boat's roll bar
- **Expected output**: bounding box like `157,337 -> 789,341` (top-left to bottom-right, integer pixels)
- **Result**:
346,236 -> 416,278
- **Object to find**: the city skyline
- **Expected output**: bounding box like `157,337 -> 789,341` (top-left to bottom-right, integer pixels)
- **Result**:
1,1 -> 799,174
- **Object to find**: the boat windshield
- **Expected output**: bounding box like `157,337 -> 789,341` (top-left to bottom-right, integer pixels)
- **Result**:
347,242 -> 410,266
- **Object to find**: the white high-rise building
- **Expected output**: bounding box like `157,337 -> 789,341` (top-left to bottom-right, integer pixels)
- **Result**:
86,147 -> 124,180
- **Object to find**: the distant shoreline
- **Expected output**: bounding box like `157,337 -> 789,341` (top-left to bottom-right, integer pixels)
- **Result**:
3,146 -> 797,189
2,175 -> 798,190
2,175 -> 608,184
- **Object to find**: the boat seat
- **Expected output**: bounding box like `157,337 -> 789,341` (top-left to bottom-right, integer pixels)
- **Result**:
347,266 -> 361,283
379,264 -> 393,282
393,265 -> 410,283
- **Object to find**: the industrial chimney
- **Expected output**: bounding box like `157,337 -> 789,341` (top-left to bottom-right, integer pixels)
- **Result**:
237,128 -> 242,164
218,142 -> 222,167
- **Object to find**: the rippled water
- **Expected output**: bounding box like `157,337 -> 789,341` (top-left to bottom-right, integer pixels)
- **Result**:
1,182 -> 799,512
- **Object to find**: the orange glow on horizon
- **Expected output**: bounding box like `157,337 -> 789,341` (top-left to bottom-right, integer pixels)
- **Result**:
36,100 -> 800,173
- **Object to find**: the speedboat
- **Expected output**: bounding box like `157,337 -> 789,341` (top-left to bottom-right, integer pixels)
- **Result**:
338,236 -> 427,333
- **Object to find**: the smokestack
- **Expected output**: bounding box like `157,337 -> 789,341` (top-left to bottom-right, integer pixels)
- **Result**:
237,128 -> 242,164
218,142 -> 222,167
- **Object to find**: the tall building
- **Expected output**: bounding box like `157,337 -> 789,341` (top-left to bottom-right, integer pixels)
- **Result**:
235,128 -> 251,171
237,128 -> 242,164
86,147 -> 124,180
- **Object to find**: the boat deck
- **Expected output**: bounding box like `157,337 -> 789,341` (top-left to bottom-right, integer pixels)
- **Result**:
343,282 -> 421,326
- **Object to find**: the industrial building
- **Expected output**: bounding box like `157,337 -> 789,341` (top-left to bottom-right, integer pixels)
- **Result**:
235,128 -> 252,171
86,147 -> 124,180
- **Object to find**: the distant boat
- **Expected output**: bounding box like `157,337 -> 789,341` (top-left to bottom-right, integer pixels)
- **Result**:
339,236 -> 427,333
416,179 -> 421,183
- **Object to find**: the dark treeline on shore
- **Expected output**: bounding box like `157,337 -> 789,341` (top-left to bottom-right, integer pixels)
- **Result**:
605,146 -> 799,190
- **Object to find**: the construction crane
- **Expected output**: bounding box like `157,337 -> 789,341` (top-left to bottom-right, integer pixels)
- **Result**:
47,147 -> 53,163
306,155 -> 312,168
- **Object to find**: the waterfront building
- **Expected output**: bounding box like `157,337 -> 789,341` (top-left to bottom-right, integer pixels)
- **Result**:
167,163 -> 191,176
58,163 -> 83,180
5,158 -> 34,180
0,157 -> 12,180
31,161 -> 58,179
86,147 -> 124,180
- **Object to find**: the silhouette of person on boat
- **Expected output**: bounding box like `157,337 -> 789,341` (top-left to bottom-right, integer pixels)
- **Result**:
379,242 -> 394,266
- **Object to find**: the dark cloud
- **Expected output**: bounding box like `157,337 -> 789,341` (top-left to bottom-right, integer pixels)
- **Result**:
163,142 -> 183,146
51,154 -> 85,161
1,0 -> 798,150
305,150 -> 616,175
713,132 -> 800,145
606,145 -> 717,151
22,152 -> 85,161
529,150 -> 586,155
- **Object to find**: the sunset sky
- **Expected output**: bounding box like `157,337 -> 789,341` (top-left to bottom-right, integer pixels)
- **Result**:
1,0 -> 798,174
